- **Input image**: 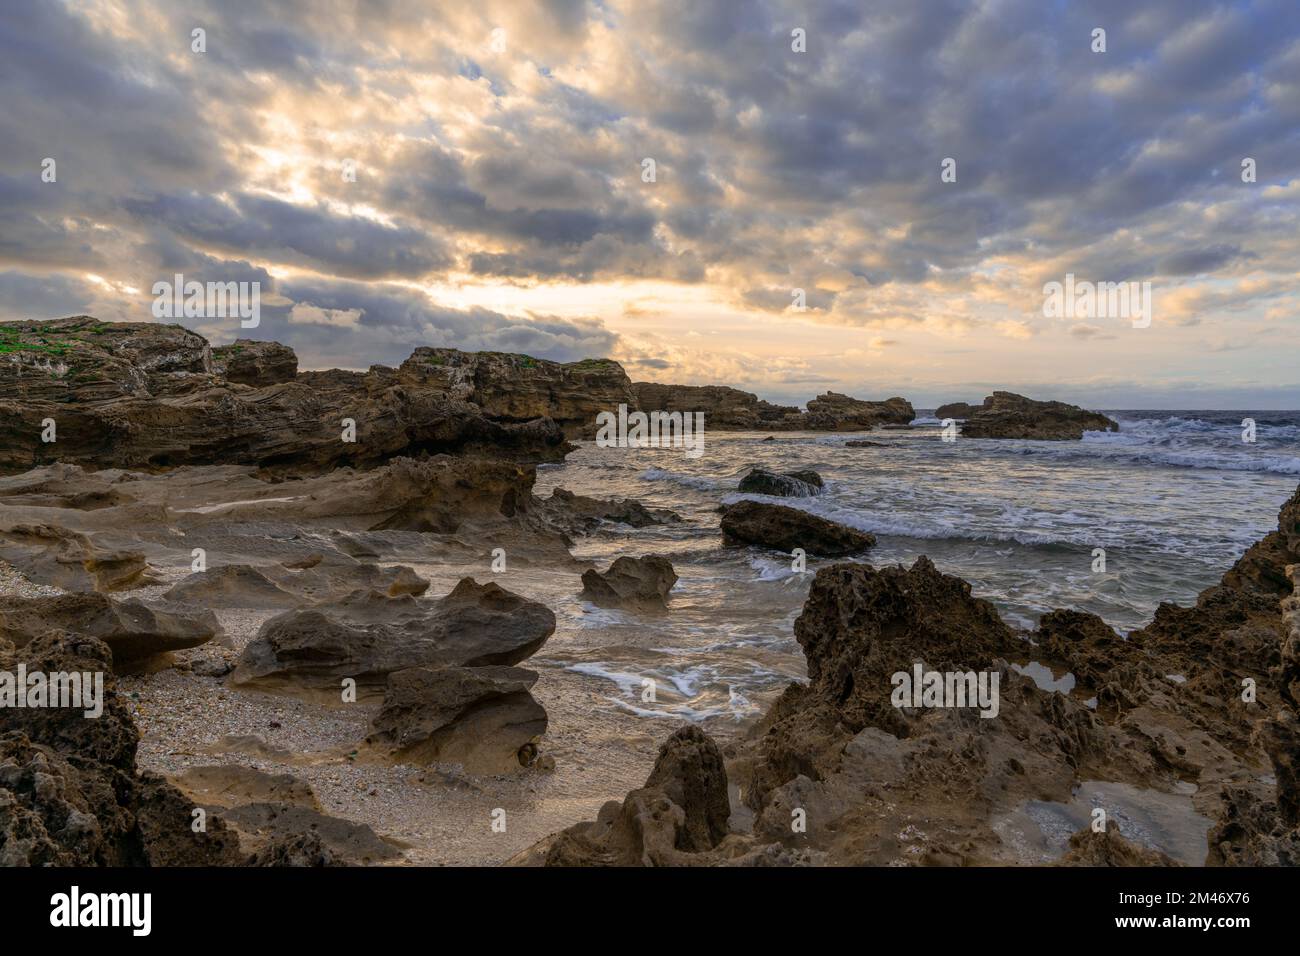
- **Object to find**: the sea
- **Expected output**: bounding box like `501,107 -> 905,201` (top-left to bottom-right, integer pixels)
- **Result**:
526,410 -> 1300,728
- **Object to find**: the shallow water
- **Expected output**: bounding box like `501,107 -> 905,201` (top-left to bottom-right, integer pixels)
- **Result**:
528,411 -> 1300,730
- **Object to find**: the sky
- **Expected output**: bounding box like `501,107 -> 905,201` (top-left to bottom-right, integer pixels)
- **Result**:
1,0 -> 1298,408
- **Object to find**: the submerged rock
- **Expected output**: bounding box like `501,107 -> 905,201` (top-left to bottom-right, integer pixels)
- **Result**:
959,392 -> 1118,440
539,487 -> 681,534
580,556 -> 678,610
366,665 -> 547,774
720,500 -> 874,556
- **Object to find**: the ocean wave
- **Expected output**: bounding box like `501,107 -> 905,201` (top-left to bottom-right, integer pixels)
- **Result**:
997,441 -> 1300,475
638,466 -> 728,490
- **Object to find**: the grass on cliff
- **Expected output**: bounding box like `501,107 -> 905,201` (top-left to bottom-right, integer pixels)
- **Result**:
0,325 -> 83,357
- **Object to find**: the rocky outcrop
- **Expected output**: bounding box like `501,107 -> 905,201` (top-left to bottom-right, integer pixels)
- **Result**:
0,631 -> 244,865
397,348 -> 635,438
580,556 -> 678,610
935,402 -> 978,419
0,317 -> 594,475
515,726 -> 730,866
720,500 -> 874,556
737,468 -> 823,497
211,340 -> 297,385
633,382 -> 912,431
0,524 -> 158,592
632,383 -> 797,429
0,592 -> 219,670
365,665 -> 547,774
801,393 -> 914,430
233,578 -> 556,687
959,392 -> 1118,440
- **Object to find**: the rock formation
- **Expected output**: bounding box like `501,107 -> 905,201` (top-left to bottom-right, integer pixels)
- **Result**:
0,592 -> 219,671
720,500 -> 875,556
580,555 -> 678,610
934,402 -> 979,419
0,317 -> 617,475
365,665 -> 547,774
0,630 -> 244,865
633,382 -> 912,431
233,578 -> 556,687
514,726 -> 731,866
737,468 -> 823,497
959,392 -> 1119,440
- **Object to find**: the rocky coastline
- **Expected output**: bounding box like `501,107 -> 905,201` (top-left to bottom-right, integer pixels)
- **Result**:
2,317 -> 1290,867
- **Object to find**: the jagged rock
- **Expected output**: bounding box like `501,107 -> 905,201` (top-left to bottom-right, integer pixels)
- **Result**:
0,631 -> 243,866
1056,820 -> 1180,866
0,592 -> 219,670
518,726 -> 729,866
539,487 -> 681,533
580,556 -> 678,610
1032,609 -> 1127,688
935,402 -> 979,419
233,578 -> 555,686
211,339 -> 298,386
959,392 -> 1118,440
720,500 -> 874,556
365,665 -> 547,773
738,468 -> 822,497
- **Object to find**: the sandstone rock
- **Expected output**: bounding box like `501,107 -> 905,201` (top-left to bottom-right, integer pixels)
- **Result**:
720,500 -> 874,556
0,524 -> 158,592
580,556 -> 678,610
215,803 -> 402,865
233,578 -> 555,686
365,665 -> 547,774
161,561 -> 429,609
211,339 -> 298,385
0,317 -> 579,475
737,468 -> 822,497
959,392 -> 1118,440
521,726 -> 730,866
0,592 -> 219,669
539,487 -> 681,533
397,348 -> 636,438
